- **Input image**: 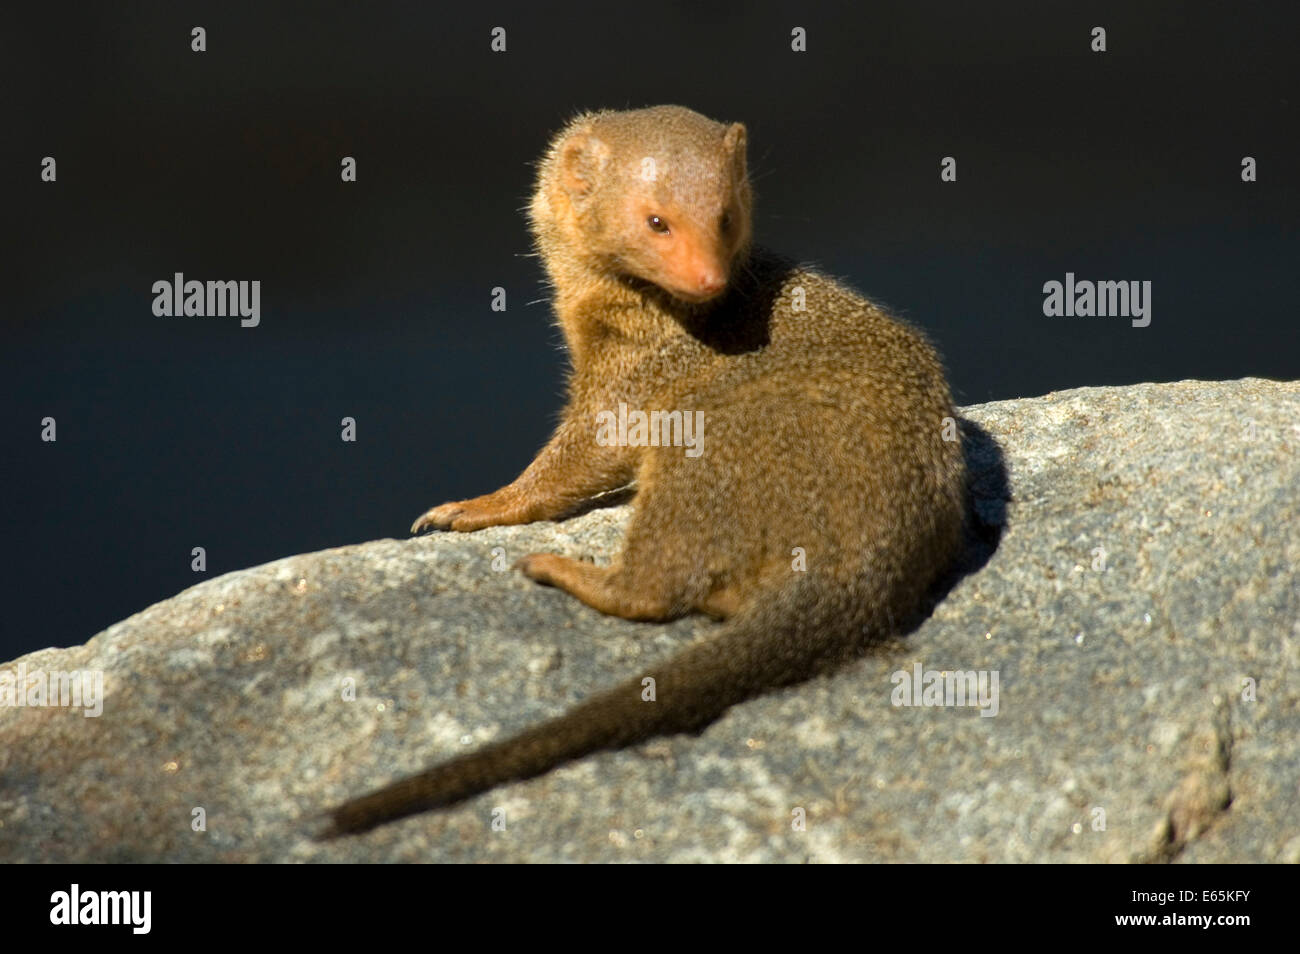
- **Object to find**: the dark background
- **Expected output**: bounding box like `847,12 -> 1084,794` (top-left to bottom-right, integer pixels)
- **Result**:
3,2 -> 1297,659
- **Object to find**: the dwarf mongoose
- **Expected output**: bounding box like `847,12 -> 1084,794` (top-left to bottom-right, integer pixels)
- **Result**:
322,105 -> 966,837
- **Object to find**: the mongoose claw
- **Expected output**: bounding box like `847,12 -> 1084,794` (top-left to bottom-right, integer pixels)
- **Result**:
410,502 -> 464,534
412,495 -> 526,533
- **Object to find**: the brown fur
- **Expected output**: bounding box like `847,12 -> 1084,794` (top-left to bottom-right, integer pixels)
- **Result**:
321,105 -> 966,837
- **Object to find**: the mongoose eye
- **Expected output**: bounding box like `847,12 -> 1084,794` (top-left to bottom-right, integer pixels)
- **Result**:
720,211 -> 733,233
647,215 -> 670,234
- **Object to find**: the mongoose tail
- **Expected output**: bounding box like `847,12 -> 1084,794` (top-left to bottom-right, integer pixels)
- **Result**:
321,571 -> 882,838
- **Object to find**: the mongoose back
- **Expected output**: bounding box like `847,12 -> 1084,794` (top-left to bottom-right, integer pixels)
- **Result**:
321,105 -> 967,837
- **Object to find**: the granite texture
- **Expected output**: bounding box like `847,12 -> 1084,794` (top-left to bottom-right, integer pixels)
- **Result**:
1,378 -> 1296,862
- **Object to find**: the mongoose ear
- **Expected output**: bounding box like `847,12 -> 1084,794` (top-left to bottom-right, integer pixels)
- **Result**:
558,131 -> 611,199
723,122 -> 748,181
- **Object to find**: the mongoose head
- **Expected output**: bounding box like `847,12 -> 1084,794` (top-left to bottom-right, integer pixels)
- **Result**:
536,105 -> 753,305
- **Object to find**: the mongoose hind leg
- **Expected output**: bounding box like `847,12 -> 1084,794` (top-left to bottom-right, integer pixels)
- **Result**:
698,586 -> 742,619
517,446 -> 741,622
516,554 -> 684,622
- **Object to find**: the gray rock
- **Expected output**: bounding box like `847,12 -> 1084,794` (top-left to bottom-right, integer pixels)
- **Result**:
1,378 -> 1296,862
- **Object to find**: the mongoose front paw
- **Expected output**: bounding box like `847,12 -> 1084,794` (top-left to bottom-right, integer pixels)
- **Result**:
411,495 -> 528,534
411,503 -> 457,534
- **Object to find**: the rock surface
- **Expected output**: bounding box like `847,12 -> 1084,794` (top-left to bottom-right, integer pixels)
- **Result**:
1,378 -> 1297,863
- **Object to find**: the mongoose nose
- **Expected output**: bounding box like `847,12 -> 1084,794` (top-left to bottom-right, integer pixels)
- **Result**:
697,272 -> 727,295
